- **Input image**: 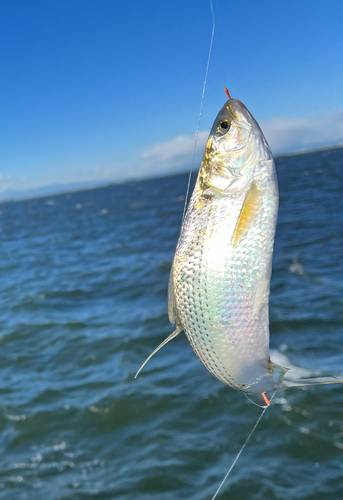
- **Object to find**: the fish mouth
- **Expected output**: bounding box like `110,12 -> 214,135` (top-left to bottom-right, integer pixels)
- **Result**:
224,99 -> 251,127
223,85 -> 247,111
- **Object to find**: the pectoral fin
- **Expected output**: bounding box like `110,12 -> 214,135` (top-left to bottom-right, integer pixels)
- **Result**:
233,181 -> 262,247
134,327 -> 182,379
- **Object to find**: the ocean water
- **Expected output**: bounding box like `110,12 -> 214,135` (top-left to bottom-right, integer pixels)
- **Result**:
0,147 -> 342,500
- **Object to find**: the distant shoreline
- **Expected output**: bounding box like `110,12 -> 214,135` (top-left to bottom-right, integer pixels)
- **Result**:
1,144 -> 342,204
274,142 -> 343,159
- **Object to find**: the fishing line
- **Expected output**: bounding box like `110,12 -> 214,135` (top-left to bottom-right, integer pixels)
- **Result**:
179,5 -> 275,498
182,0 -> 215,223
210,392 -> 276,500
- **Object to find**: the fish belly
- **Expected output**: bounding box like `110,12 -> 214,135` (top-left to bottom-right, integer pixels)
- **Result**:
172,179 -> 277,390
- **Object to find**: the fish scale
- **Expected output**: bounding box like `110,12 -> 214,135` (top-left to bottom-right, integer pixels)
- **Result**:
175,182 -> 270,389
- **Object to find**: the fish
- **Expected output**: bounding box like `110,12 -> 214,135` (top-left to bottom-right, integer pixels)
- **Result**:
136,89 -> 343,408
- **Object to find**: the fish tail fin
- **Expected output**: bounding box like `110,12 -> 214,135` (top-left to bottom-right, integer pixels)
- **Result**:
272,362 -> 290,376
270,361 -> 289,389
134,327 -> 182,379
282,376 -> 343,388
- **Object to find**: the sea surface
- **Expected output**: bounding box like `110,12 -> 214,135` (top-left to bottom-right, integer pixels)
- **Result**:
0,147 -> 343,500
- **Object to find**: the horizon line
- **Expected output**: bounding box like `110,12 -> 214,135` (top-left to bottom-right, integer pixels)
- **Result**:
1,143 -> 342,205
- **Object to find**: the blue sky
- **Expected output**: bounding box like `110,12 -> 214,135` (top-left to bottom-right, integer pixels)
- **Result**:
1,0 -> 343,196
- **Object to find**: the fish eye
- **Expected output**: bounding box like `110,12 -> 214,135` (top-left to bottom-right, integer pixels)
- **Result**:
217,120 -> 230,134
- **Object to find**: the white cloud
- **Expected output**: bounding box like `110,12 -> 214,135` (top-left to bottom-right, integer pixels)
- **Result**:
261,110 -> 343,153
0,166 -> 118,200
0,174 -> 27,193
137,131 -> 209,177
136,110 -> 343,179
0,175 -> 10,193
71,166 -> 114,183
1,110 -> 342,199
142,132 -> 208,162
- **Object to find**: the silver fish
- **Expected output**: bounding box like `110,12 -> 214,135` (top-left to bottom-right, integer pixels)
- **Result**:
136,90 -> 343,407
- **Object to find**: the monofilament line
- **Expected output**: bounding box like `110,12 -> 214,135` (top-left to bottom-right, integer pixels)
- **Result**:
211,393 -> 275,500
182,0 -> 215,223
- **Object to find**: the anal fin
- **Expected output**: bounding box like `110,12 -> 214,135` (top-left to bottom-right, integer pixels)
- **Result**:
134,327 -> 182,378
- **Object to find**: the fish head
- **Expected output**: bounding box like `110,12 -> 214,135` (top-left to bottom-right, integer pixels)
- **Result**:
199,98 -> 273,193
